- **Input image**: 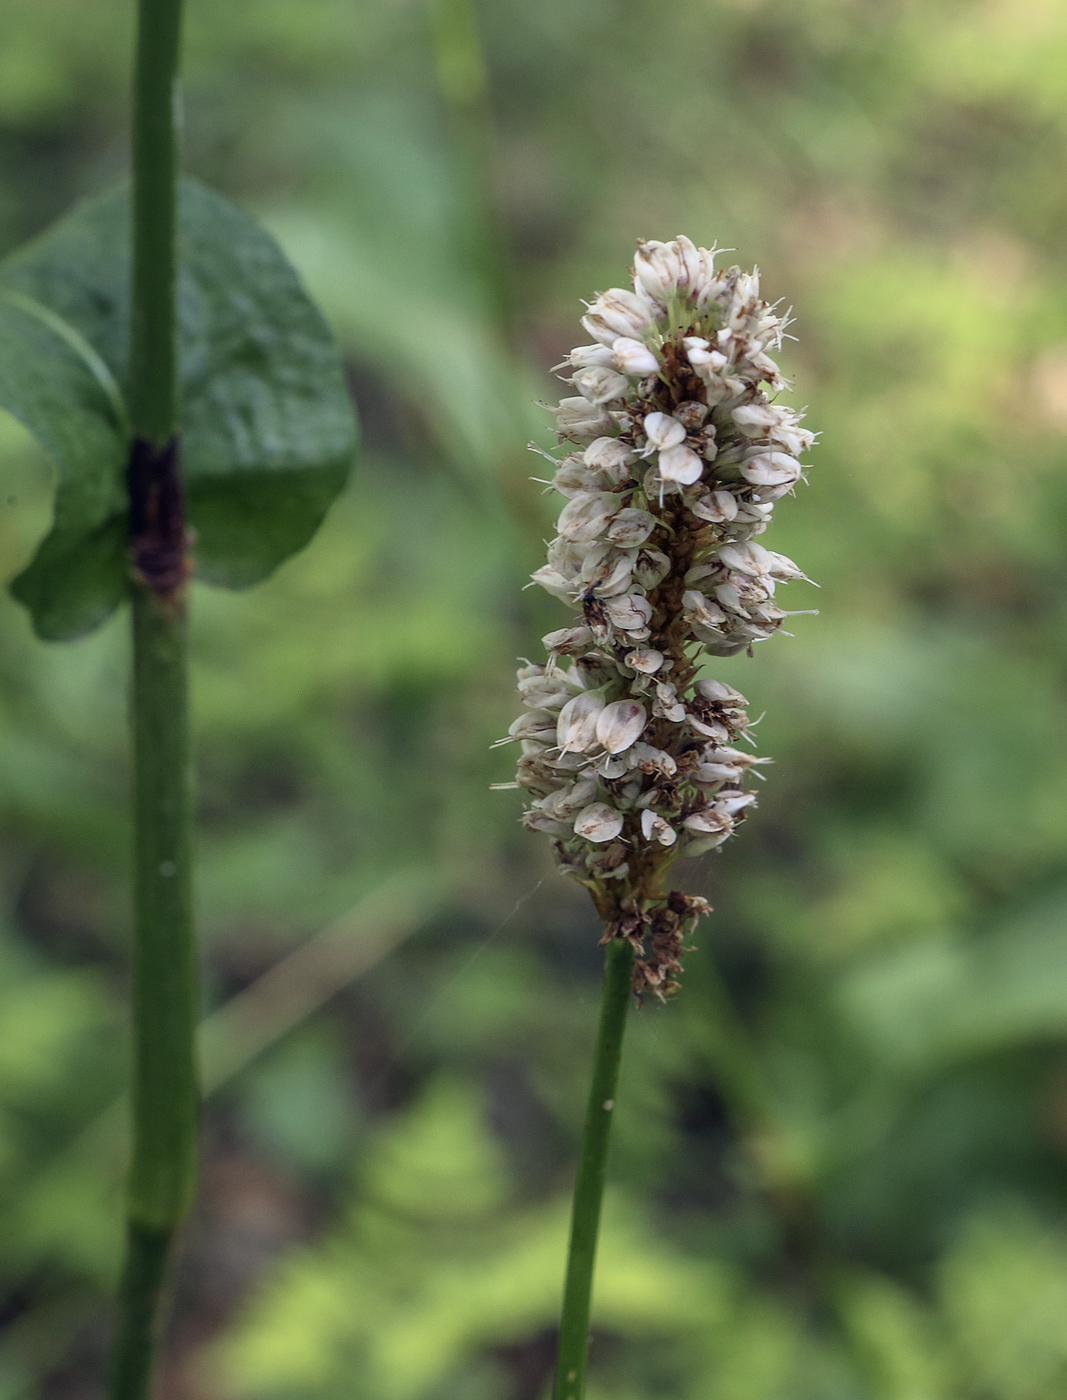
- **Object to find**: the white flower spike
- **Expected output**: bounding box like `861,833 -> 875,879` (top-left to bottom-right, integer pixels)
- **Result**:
499,235 -> 816,998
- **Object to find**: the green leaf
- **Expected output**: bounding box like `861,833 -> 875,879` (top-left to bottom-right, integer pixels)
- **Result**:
1,178 -> 357,639
0,293 -> 128,639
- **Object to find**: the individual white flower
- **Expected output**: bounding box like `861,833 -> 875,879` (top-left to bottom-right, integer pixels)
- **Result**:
640,809 -> 677,846
658,443 -> 704,485
557,491 -> 623,542
603,592 -> 653,632
694,678 -> 748,706
582,288 -> 656,345
553,397 -> 614,440
542,625 -> 594,653
740,452 -> 802,493
557,691 -> 605,754
641,411 -> 687,454
681,590 -> 728,631
595,700 -> 647,754
612,337 -> 660,377
574,802 -> 625,843
625,647 -> 664,674
632,549 -> 670,590
691,490 -> 738,523
583,437 -> 636,475
605,508 -> 656,547
629,742 -> 677,778
563,344 -> 617,369
573,366 -> 631,405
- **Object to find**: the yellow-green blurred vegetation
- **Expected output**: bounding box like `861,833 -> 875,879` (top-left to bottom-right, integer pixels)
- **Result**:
2,0 -> 1067,1394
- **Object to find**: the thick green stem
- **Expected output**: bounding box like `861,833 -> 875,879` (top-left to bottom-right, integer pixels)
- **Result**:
131,0 -> 183,445
109,0 -> 193,1394
108,583 -> 197,1400
128,584 -> 197,1232
554,937 -> 634,1400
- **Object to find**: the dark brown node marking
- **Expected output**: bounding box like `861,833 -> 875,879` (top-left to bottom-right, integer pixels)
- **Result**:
127,435 -> 191,602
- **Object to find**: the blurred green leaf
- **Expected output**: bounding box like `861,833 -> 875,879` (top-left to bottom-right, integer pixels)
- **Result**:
0,293 -> 127,639
4,178 -> 357,639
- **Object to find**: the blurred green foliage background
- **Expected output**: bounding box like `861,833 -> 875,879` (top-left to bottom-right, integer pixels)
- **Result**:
2,0 -> 1067,1395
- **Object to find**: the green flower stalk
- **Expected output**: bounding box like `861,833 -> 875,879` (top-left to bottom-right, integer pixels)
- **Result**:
498,236 -> 816,1397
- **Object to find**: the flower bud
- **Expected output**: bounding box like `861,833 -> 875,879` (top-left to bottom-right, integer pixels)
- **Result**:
673,400 -> 710,430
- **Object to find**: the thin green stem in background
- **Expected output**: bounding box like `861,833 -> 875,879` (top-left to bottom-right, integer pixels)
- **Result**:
109,0 -> 194,1394
554,936 -> 635,1400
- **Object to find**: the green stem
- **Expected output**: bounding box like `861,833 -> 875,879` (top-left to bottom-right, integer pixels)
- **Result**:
131,0 -> 183,444
554,937 -> 635,1400
108,1225 -> 174,1400
109,0 -> 194,1394
426,0 -> 512,328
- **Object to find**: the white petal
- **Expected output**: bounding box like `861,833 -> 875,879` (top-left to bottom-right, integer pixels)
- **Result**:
640,809 -> 677,846
583,437 -> 636,474
740,452 -> 802,488
563,344 -> 617,369
595,700 -> 647,754
605,508 -> 656,547
572,366 -> 631,405
557,691 -> 605,753
603,592 -> 653,632
557,491 -> 622,542
612,336 -> 660,377
625,647 -> 664,674
691,490 -> 738,523
542,625 -> 594,654
715,541 -> 772,577
642,411 -> 687,451
574,802 -> 625,843
658,444 -> 704,484
581,288 -> 656,345
694,678 -> 748,706
682,590 -> 727,630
